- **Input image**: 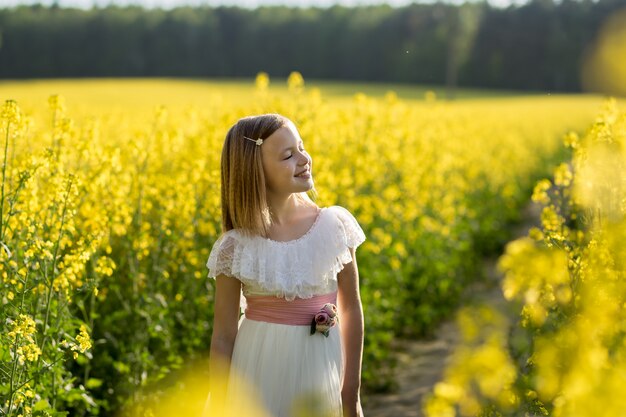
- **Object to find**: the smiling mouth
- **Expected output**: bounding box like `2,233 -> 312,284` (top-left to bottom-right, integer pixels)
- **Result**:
295,170 -> 311,177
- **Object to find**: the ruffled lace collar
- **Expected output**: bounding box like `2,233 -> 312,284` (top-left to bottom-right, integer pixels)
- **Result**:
252,207 -> 327,245
207,205 -> 366,300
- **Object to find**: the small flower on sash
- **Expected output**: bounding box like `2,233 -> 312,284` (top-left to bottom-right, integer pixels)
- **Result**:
310,303 -> 338,337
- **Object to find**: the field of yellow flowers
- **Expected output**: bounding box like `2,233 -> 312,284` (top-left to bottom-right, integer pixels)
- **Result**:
0,74 -> 611,417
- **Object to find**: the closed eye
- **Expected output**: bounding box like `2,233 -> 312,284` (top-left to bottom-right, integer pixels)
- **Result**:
284,146 -> 305,160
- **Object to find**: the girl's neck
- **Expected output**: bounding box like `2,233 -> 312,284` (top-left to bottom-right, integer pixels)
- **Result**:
267,194 -> 309,225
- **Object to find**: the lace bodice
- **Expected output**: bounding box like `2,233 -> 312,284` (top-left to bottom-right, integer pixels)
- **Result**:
206,205 -> 366,301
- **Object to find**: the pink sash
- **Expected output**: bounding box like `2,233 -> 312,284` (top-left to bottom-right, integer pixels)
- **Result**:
245,292 -> 338,325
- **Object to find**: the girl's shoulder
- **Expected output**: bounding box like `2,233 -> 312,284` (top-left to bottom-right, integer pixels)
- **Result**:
320,205 -> 366,249
321,205 -> 363,231
324,204 -> 361,223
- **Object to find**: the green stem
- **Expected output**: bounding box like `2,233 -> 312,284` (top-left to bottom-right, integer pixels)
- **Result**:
82,274 -> 96,385
31,175 -> 74,401
7,333 -> 21,416
11,353 -> 66,394
7,266 -> 29,416
1,119 -> 11,242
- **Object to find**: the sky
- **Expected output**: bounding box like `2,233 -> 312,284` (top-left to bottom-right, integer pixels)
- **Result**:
1,0 -> 523,10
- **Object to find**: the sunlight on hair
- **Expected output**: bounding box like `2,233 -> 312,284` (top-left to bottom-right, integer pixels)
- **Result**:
582,10 -> 626,95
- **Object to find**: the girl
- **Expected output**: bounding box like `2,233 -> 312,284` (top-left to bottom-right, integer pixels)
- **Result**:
205,113 -> 366,417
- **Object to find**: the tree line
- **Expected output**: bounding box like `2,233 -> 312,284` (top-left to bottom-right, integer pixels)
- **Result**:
1,0 -> 625,92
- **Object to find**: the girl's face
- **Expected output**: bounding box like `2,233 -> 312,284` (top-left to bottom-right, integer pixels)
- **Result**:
261,122 -> 313,196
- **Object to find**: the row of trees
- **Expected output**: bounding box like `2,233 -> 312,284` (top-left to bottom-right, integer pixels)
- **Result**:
1,0 -> 625,92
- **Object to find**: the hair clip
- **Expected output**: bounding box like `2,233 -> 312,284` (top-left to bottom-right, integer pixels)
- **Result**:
243,136 -> 263,146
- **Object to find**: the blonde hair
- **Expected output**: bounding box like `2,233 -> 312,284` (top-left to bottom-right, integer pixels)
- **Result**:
220,113 -> 317,238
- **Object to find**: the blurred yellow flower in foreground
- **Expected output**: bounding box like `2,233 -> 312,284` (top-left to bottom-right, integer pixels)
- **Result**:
118,355 -> 272,417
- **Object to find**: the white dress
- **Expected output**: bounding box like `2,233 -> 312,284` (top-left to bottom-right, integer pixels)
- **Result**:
205,205 -> 366,417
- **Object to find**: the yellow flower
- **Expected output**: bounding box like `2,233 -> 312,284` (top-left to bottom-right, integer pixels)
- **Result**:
553,163 -> 573,187
287,71 -> 304,92
532,179 -> 552,205
255,72 -> 270,91
8,314 -> 37,341
2,99 -> 21,125
75,324 -> 92,352
95,256 -> 116,276
48,94 -> 66,113
424,90 -> 437,102
563,131 -> 579,149
17,343 -> 42,363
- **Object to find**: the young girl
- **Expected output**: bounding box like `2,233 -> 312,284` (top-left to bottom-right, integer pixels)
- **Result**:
205,113 -> 366,417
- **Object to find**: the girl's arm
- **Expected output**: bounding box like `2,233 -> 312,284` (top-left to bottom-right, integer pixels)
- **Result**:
208,274 -> 242,403
337,246 -> 365,417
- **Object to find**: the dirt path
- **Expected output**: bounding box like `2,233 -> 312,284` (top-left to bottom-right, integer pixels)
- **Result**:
362,202 -> 541,417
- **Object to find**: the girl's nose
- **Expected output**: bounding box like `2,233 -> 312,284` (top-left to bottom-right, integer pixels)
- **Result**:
298,153 -> 310,165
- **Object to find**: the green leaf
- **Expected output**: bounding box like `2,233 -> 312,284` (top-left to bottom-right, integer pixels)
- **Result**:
33,399 -> 51,411
0,343 -> 10,361
113,361 -> 130,374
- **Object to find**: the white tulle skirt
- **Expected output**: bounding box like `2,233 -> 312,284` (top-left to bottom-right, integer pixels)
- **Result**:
225,316 -> 344,417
